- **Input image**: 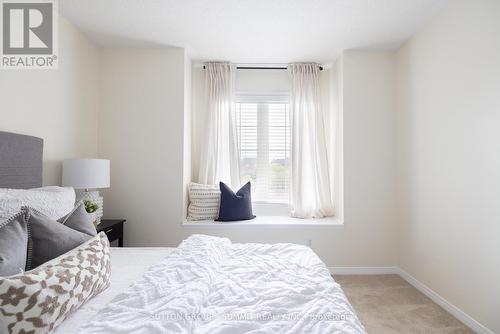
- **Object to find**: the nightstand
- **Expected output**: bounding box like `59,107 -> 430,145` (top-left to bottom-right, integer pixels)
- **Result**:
97,219 -> 125,247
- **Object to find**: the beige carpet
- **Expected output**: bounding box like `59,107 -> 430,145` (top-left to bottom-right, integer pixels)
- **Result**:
334,275 -> 473,334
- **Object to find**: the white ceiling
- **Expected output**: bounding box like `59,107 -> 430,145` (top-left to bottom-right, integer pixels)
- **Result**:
59,0 -> 448,63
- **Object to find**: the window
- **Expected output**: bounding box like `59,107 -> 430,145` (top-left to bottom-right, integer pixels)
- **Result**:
235,95 -> 290,204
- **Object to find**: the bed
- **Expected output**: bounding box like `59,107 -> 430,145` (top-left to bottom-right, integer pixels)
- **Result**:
0,131 -> 365,334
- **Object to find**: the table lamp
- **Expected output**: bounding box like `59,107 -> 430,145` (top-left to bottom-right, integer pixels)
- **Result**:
62,159 -> 110,225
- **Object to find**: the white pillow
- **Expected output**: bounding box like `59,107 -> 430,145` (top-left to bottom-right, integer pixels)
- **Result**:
0,187 -> 76,220
187,182 -> 220,221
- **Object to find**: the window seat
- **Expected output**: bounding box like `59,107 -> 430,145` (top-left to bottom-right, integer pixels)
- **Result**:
182,215 -> 344,229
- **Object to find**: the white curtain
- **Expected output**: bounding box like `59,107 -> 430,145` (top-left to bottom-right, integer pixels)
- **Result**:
198,62 -> 241,188
288,63 -> 334,218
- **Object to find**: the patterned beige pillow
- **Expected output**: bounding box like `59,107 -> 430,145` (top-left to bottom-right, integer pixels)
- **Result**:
187,182 -> 221,221
0,232 -> 110,334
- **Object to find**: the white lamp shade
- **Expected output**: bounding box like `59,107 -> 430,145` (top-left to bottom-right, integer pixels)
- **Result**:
62,159 -> 110,189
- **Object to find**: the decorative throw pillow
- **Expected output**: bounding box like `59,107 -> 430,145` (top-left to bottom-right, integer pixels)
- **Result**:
187,182 -> 221,221
0,186 -> 75,220
0,232 -> 111,334
216,182 -> 256,221
0,211 -> 29,276
24,207 -> 93,270
57,201 -> 97,237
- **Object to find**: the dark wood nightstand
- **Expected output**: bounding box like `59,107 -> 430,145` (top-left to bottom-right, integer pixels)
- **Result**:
97,219 -> 125,247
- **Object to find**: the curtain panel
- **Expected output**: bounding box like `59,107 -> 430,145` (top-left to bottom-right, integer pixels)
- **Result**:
288,63 -> 334,218
197,62 -> 241,188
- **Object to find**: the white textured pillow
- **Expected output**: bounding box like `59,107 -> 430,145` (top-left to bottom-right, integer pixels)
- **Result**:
0,186 -> 75,220
187,182 -> 220,221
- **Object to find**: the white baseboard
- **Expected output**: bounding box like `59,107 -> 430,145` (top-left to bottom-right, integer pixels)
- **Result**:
328,266 -> 397,275
396,268 -> 494,334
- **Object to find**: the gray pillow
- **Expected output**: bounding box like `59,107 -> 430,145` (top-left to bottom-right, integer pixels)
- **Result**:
0,212 -> 28,276
24,207 -> 92,270
58,201 -> 97,236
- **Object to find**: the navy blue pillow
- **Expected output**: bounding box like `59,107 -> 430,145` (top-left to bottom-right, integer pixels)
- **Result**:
216,182 -> 256,221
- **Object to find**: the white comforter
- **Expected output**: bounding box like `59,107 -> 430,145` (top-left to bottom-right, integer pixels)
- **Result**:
80,235 -> 366,334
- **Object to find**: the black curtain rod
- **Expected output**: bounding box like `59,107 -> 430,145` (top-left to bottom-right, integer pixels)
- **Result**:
202,65 -> 323,71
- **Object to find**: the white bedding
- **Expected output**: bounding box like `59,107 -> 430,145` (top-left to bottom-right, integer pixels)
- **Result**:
78,235 -> 365,334
0,186 -> 75,220
54,247 -> 175,334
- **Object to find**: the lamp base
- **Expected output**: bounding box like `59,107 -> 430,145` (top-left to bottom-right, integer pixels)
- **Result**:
76,190 -> 104,225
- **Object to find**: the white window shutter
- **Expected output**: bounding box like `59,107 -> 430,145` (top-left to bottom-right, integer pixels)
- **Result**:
235,95 -> 290,204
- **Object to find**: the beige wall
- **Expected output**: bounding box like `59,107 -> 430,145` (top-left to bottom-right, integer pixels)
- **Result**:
340,50 -> 397,266
0,17 -> 100,185
396,0 -> 500,332
183,55 -> 193,220
98,47 -> 188,246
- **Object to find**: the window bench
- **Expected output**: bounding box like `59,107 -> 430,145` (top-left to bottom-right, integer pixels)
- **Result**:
182,216 -> 344,229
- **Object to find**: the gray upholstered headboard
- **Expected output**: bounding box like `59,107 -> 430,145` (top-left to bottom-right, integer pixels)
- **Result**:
0,131 -> 43,189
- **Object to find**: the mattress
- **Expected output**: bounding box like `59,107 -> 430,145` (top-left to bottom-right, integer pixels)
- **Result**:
53,247 -> 175,334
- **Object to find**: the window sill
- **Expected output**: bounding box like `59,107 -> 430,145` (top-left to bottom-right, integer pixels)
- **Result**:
182,215 -> 344,229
